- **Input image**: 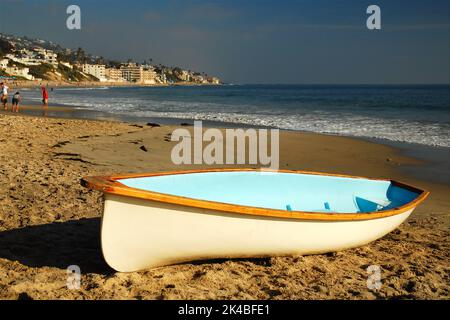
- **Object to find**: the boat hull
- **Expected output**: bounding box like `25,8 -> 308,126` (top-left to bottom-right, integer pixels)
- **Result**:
101,193 -> 413,272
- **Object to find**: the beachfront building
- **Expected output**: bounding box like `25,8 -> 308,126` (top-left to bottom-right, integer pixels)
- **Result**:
208,77 -> 221,84
82,63 -> 107,81
5,47 -> 58,67
191,74 -> 208,84
160,71 -> 167,84
120,63 -> 142,82
33,48 -> 58,66
178,70 -> 191,82
0,59 -> 8,69
14,49 -> 40,65
105,67 -> 126,82
141,68 -> 158,84
119,63 -> 157,83
0,61 -> 35,80
5,52 -> 40,66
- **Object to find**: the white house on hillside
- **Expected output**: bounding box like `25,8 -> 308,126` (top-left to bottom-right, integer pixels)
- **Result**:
82,63 -> 107,81
0,58 -> 35,80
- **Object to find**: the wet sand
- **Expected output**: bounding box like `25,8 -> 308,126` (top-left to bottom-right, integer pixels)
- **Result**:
0,112 -> 448,300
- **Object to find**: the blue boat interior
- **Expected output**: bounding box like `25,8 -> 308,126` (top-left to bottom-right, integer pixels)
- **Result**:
119,171 -> 421,214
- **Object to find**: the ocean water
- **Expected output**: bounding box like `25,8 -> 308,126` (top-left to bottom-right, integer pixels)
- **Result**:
19,84 -> 450,148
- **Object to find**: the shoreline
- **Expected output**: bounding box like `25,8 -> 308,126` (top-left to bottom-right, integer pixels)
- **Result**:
9,80 -> 223,89
1,104 -> 449,187
0,112 -> 448,299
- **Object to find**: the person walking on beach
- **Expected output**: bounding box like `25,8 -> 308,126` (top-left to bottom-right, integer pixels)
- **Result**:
1,82 -> 9,111
41,86 -> 49,106
12,91 -> 22,113
41,86 -> 49,117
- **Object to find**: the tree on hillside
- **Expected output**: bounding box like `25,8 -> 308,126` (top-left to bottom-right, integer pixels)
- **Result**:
29,63 -> 54,80
96,56 -> 106,65
108,60 -> 122,68
75,47 -> 87,63
58,51 -> 72,63
0,39 -> 14,57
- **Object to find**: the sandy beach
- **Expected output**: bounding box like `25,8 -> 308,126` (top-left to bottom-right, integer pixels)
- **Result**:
0,110 -> 448,300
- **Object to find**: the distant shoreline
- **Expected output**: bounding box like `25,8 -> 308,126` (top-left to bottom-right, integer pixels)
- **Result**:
6,80 -> 224,89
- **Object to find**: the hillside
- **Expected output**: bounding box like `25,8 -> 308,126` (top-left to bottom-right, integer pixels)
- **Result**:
0,33 -> 221,85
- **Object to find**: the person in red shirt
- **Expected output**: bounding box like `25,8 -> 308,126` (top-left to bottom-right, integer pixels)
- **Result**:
41,86 -> 49,106
41,86 -> 49,117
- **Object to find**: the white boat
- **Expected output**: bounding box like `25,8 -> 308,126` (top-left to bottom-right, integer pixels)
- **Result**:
81,169 -> 429,272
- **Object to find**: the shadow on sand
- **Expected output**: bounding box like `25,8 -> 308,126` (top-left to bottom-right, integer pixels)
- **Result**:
0,218 -> 273,274
0,218 -> 113,274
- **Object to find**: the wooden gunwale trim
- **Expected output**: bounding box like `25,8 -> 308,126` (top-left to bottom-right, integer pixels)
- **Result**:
80,168 -> 429,221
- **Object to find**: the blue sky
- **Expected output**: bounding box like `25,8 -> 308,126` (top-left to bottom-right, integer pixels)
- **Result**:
0,0 -> 449,84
